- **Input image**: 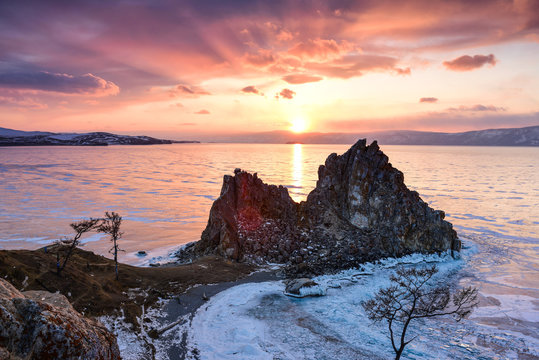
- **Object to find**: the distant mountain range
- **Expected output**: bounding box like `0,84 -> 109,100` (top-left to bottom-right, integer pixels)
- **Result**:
208,125 -> 539,146
1,125 -> 538,146
0,127 -> 198,146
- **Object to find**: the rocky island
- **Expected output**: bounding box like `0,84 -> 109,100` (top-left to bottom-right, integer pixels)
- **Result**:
180,139 -> 460,275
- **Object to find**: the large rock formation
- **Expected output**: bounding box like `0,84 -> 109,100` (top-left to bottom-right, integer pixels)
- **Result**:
183,139 -> 460,275
0,278 -> 120,360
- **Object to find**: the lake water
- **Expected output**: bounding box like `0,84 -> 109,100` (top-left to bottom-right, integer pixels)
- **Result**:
1,143 -> 538,359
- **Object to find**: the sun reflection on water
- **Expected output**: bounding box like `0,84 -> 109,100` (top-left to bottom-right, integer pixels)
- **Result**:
291,143 -> 303,202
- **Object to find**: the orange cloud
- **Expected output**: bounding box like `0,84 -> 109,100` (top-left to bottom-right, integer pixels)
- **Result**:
282,74 -> 323,84
443,54 -> 497,71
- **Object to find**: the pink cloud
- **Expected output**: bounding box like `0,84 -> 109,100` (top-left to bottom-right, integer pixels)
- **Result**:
282,74 -> 323,84
306,54 -> 406,79
174,84 -> 211,97
443,54 -> 497,71
0,89 -> 48,110
447,104 -> 506,112
195,109 -> 210,114
420,97 -> 438,103
241,86 -> 263,95
276,88 -> 295,99
324,111 -> 537,133
243,49 -> 276,67
288,39 -> 351,60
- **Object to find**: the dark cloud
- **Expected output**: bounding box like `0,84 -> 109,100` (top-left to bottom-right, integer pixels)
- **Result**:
195,109 -> 210,114
276,88 -> 295,99
419,97 -> 438,103
282,74 -> 323,84
241,86 -> 263,95
448,104 -> 506,112
0,72 -> 119,95
443,54 -> 497,71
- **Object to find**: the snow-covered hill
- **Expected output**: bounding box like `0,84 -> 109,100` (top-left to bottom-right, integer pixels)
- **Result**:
0,127 -> 187,146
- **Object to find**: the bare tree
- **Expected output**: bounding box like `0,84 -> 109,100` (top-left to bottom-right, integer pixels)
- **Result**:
97,211 -> 123,280
361,265 -> 478,360
56,218 -> 100,275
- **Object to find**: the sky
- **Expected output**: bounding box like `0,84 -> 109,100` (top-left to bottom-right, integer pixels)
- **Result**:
0,0 -> 538,140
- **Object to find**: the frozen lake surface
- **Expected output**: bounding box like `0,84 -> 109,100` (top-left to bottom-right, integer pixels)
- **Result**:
1,143 -> 538,358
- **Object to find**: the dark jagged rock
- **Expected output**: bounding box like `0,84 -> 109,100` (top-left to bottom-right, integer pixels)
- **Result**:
0,278 -> 120,360
181,140 -> 459,276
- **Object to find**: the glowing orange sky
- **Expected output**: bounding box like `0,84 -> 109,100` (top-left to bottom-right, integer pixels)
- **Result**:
0,0 -> 538,140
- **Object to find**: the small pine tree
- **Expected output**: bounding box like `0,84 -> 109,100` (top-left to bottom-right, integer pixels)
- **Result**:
97,211 -> 123,280
56,218 -> 100,275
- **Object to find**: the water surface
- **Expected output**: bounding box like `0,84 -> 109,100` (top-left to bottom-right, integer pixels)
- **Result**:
1,143 -> 538,358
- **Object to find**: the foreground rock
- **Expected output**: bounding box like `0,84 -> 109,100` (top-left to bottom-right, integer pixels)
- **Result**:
182,139 -> 460,276
0,278 -> 120,360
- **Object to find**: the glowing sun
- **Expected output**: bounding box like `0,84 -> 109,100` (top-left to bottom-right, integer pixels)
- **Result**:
290,116 -> 308,133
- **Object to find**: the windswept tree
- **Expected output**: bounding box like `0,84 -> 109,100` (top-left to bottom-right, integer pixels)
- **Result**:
98,211 -> 123,280
361,265 -> 478,360
56,218 -> 100,275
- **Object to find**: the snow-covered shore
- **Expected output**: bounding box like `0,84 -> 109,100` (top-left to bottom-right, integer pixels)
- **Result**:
105,246 -> 538,360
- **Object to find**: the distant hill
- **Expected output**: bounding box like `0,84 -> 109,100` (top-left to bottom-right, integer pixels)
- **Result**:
209,125 -> 539,146
0,127 -> 198,146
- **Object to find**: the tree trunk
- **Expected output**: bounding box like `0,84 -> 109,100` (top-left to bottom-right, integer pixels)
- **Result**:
114,241 -> 118,280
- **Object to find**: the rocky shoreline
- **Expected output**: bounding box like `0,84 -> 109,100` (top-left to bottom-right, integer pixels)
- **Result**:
0,247 -> 256,359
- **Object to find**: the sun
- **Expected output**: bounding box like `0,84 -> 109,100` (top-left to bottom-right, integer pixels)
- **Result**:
290,116 -> 308,133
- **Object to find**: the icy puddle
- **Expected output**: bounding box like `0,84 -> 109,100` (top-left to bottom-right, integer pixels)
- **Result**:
182,251 -> 538,360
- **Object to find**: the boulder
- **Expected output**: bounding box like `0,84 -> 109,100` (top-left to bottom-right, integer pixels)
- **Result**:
0,278 -> 120,360
181,139 -> 459,276
285,278 -> 321,297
